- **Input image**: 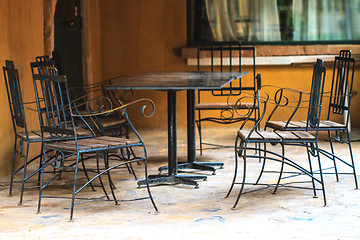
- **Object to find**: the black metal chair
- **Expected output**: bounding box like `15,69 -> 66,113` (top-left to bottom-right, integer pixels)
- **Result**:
195,41 -> 260,155
265,50 -> 358,189
3,60 -> 55,205
226,59 -> 327,209
32,55 -> 132,142
31,56 -> 139,179
30,56 -> 56,74
32,69 -> 157,220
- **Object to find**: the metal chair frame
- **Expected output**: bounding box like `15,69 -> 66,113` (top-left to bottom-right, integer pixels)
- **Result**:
265,50 -> 358,189
3,60 -> 55,205
32,69 -> 157,220
195,41 -> 260,154
226,60 -> 327,209
31,56 -> 139,179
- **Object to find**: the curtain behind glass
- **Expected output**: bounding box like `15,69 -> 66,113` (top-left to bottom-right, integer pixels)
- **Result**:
204,0 -> 360,42
293,0 -> 360,41
205,0 -> 281,41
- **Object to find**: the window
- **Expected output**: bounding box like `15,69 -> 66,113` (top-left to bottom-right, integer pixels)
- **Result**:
188,0 -> 360,45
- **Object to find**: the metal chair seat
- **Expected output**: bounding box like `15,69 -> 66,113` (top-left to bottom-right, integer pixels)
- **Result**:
16,130 -> 50,141
45,136 -> 139,151
266,120 -> 345,131
238,129 -> 315,142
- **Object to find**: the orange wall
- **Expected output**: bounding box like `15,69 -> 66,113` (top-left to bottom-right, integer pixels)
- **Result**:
97,0 -> 360,129
0,0 -> 44,176
99,0 -> 189,128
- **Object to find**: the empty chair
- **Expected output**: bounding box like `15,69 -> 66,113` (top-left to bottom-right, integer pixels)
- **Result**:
31,56 -> 137,179
226,60 -> 327,209
196,41 -> 260,155
265,50 -> 358,189
3,60 -> 53,204
32,69 -> 157,220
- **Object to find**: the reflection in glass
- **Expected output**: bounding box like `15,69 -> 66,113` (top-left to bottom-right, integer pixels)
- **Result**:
190,0 -> 360,43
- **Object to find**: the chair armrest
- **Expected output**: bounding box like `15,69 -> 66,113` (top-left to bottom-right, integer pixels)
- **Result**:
263,85 -> 328,128
71,97 -> 155,118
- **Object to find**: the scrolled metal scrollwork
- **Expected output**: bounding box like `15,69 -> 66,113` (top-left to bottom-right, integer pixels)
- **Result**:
219,109 -> 235,123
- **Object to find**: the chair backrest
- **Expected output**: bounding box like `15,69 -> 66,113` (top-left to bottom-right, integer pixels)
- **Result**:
197,41 -> 256,97
327,50 -> 355,124
32,69 -> 79,141
307,59 -> 326,130
3,61 -> 27,134
238,74 -> 265,130
30,55 -> 57,74
30,57 -> 57,128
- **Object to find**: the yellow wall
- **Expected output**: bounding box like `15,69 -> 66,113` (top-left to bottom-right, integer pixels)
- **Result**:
0,0 -> 44,176
98,0 -> 360,129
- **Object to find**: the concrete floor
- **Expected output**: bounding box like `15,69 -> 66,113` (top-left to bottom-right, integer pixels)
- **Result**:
0,127 -> 360,239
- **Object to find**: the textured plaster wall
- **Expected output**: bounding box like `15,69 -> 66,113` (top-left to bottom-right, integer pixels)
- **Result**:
99,0 -> 189,129
0,0 -> 44,176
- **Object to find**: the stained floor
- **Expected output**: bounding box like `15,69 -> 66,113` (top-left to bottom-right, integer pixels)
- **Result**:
0,127 -> 359,239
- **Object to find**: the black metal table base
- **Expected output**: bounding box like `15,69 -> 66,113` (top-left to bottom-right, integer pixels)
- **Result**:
137,174 -> 207,188
158,162 -> 224,175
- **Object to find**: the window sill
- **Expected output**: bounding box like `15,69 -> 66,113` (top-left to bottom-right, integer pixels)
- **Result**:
181,44 -> 360,66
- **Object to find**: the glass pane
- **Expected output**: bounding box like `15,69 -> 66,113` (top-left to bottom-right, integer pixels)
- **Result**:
189,0 -> 360,44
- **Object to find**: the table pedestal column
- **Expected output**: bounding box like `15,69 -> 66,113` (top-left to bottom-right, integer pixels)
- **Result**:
159,90 -> 224,175
138,90 -> 207,188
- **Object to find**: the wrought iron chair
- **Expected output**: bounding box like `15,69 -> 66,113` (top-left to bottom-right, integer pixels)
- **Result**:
32,55 -> 132,142
195,41 -> 260,155
30,56 -> 56,74
3,60 -> 55,205
226,59 -> 327,209
71,76 -> 140,179
265,51 -> 358,189
32,69 -> 157,220
31,56 -> 138,179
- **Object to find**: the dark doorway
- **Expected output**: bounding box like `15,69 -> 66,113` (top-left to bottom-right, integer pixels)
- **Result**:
54,0 -> 83,90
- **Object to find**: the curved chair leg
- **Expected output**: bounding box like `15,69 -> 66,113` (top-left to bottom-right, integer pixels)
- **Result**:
255,142 -> 267,184
232,145 -> 248,209
196,119 -> 203,156
273,144 -> 285,194
57,152 -> 65,180
70,153 -> 81,221
80,153 -> 96,191
37,143 -> 46,187
37,147 -> 47,215
127,147 -> 138,179
345,130 -> 358,189
327,130 -> 339,181
104,151 -> 118,204
315,142 -> 327,206
225,137 -> 242,198
19,141 -> 30,205
143,146 -> 158,211
9,137 -> 18,196
97,152 -> 111,200
306,143 -> 317,198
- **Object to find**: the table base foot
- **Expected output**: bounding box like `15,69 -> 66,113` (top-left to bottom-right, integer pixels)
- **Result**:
158,162 -> 224,175
137,174 -> 207,188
